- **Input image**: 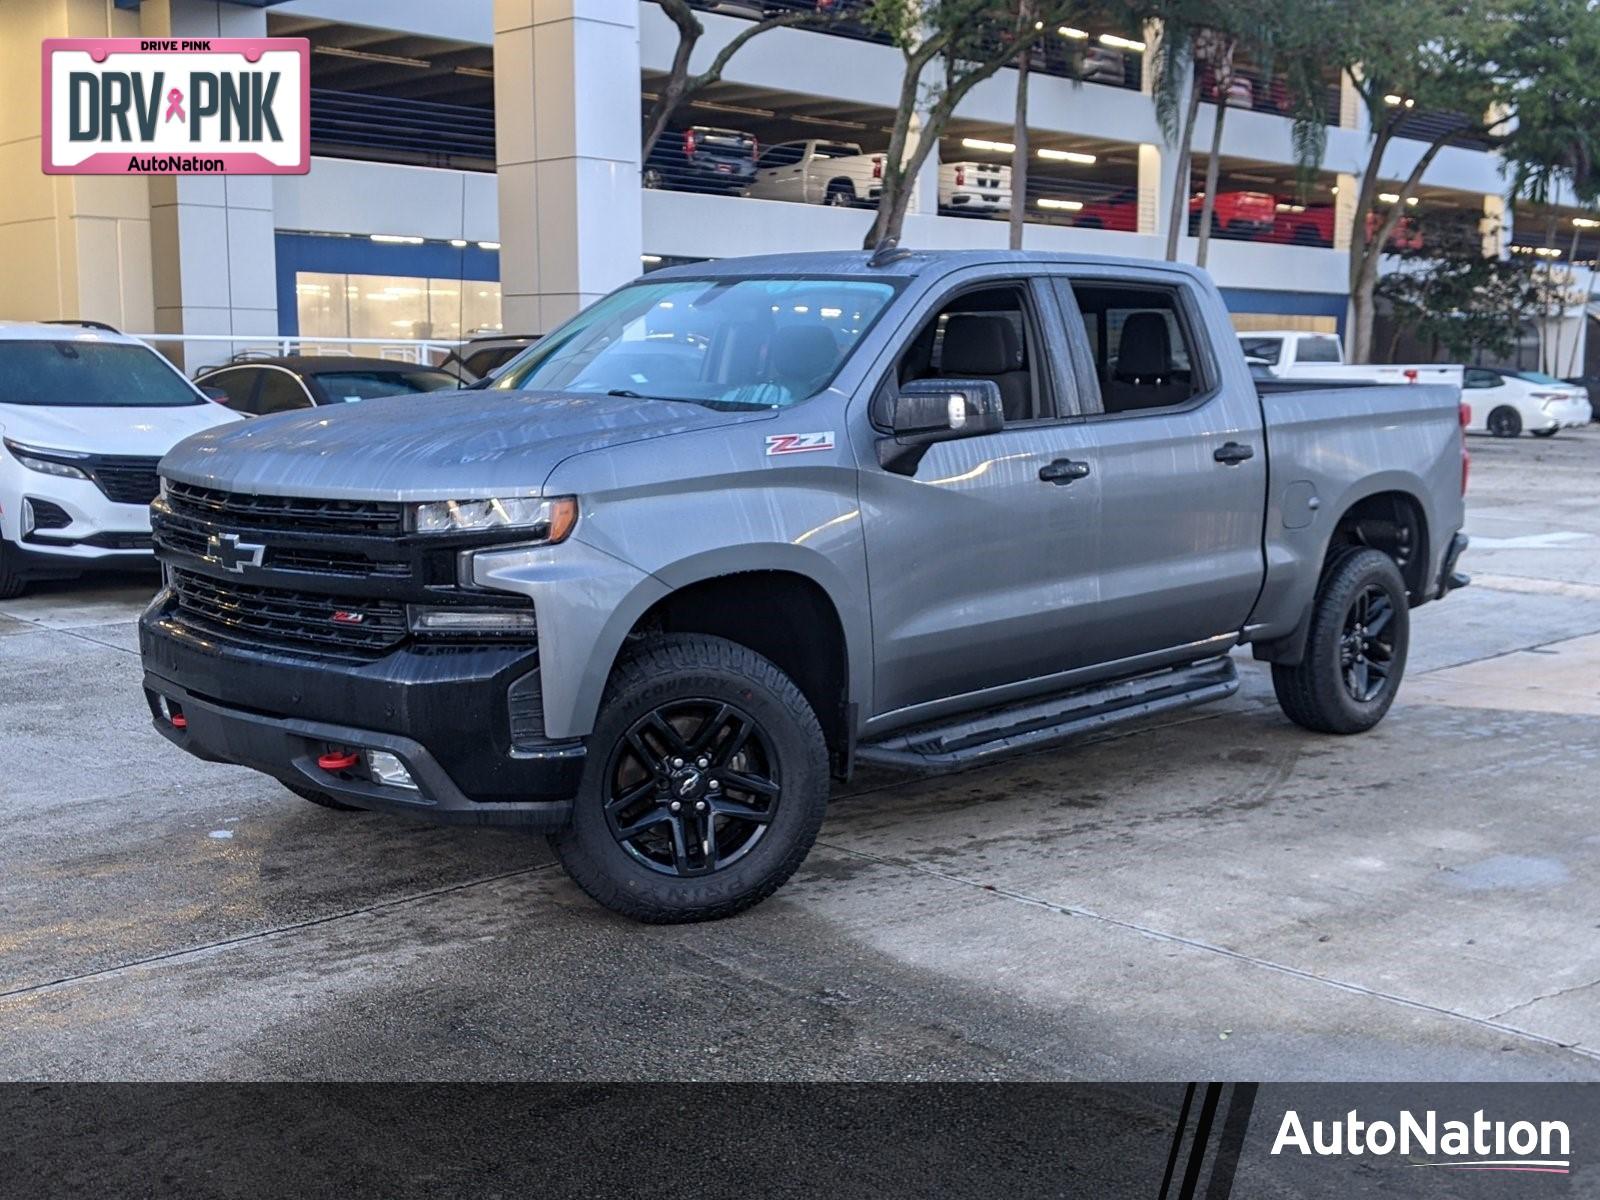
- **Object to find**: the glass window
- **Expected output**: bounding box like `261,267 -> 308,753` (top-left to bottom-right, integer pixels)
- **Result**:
295,271 -> 504,350
1297,335 -> 1342,363
492,276 -> 899,409
0,340 -> 201,408
313,370 -> 461,402
256,371 -> 314,415
812,142 -> 863,159
1239,336 -> 1282,365
463,346 -> 523,377
1463,368 -> 1500,389
757,144 -> 804,169
201,368 -> 261,413
1071,283 -> 1203,415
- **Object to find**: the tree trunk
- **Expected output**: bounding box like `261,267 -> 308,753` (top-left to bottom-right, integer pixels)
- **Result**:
1194,45 -> 1233,269
1009,23 -> 1031,251
1165,75 -> 1202,262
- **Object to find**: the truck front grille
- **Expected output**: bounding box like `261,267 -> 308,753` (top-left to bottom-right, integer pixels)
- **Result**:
166,481 -> 405,535
169,567 -> 409,656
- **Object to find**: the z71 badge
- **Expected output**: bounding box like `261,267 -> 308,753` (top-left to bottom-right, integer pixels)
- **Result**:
765,431 -> 836,456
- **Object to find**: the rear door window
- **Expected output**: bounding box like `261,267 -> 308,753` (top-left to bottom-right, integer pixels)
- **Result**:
1063,282 -> 1207,416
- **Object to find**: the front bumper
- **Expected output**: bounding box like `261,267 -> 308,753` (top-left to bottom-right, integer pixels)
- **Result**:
140,599 -> 584,828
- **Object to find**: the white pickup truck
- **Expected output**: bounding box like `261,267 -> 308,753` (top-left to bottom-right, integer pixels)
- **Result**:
749,139 -> 1011,213
1240,330 -> 1463,388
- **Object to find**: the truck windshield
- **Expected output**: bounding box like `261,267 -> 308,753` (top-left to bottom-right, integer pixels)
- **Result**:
0,339 -> 203,408
491,277 -> 897,408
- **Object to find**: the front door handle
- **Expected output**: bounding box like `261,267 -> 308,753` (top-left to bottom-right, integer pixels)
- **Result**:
1213,441 -> 1255,465
1039,458 -> 1092,485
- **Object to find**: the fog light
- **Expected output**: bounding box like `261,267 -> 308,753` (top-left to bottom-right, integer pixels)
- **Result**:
408,605 -> 536,635
367,750 -> 418,790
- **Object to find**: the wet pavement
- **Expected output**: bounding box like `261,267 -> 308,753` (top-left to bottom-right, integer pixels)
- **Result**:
3,427 -> 1599,1081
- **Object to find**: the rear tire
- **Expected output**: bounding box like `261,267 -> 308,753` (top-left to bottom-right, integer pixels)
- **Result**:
551,634 -> 829,923
1272,548 -> 1410,735
1487,406 -> 1522,438
824,181 -> 855,208
0,540 -> 26,600
284,781 -> 362,811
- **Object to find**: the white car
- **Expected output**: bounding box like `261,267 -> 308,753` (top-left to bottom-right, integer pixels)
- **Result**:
1462,366 -> 1593,438
0,322 -> 240,598
940,161 -> 1011,215
1240,330 -> 1463,387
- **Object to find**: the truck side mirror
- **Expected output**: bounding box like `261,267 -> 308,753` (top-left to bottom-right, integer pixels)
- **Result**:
877,378 -> 1004,475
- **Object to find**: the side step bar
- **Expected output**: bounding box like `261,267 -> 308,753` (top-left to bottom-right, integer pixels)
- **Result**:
855,657 -> 1240,772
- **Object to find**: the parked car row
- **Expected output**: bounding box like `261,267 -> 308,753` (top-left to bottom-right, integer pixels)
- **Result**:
1239,329 -> 1594,438
0,326 -> 542,598
644,129 -> 1013,215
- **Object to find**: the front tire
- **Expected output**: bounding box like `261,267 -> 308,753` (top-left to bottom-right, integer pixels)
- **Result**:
1272,548 -> 1410,735
0,539 -> 26,600
551,634 -> 829,923
1487,406 -> 1522,438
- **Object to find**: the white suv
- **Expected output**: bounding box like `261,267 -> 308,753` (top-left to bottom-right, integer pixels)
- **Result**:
0,322 -> 240,597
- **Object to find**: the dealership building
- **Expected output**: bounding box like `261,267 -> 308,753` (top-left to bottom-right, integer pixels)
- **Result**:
3,0 -> 1596,374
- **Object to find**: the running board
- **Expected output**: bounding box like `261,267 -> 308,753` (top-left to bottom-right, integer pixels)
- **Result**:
855,657 -> 1239,772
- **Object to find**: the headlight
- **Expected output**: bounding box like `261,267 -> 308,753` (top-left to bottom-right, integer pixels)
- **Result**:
4,438 -> 90,480
410,495 -> 578,541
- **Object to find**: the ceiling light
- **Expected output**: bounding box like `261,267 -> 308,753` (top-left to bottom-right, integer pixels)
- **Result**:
314,46 -> 431,69
453,66 -> 494,79
1059,26 -> 1089,39
690,100 -> 775,118
1037,198 -> 1084,210
962,137 -> 1015,154
1377,192 -> 1401,203
1573,217 -> 1600,229
642,254 -> 663,264
793,115 -> 866,130
370,234 -> 424,244
1099,33 -> 1146,52
477,241 -> 501,250
1384,93 -> 1404,105
1037,148 -> 1097,164
449,239 -> 468,247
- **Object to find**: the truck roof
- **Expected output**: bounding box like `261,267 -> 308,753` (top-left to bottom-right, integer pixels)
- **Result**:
648,248 -> 1214,284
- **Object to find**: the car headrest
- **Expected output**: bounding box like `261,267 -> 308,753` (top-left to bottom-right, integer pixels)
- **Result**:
1114,312 -> 1173,380
770,324 -> 839,384
940,314 -> 1021,376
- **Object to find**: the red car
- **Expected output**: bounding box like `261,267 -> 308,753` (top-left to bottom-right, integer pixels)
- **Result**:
1070,187 -> 1139,231
1189,190 -> 1276,237
1268,204 -> 1423,250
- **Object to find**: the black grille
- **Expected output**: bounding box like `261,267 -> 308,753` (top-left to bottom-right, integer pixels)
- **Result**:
88,456 -> 161,505
27,498 -> 71,529
166,481 -> 405,535
169,567 -> 408,656
508,669 -> 548,750
153,519 -> 409,579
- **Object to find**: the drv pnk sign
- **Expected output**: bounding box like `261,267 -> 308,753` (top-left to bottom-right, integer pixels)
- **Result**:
42,38 -> 308,175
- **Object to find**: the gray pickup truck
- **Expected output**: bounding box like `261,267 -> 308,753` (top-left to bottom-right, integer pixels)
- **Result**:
141,249 -> 1469,922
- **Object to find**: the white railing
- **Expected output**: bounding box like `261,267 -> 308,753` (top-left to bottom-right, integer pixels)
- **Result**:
127,332 -> 469,371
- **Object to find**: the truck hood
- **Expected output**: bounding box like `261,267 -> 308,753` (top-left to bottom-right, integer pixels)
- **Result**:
159,390 -> 774,500
0,400 -> 239,456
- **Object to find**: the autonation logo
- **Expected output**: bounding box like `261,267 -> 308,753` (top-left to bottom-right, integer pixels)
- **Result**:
1272,1108 -> 1571,1174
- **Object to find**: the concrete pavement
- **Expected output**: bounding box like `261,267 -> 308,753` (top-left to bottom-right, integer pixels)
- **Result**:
2,427 -> 1599,1080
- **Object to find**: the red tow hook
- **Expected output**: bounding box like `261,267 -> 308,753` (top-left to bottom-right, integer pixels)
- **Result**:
317,749 -> 361,772
171,713 -> 188,729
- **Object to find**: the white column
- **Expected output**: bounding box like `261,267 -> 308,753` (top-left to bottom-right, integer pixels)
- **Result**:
1332,173 -> 1359,252
1137,143 -> 1163,237
0,0 -> 152,328
140,0 -> 278,368
494,0 -> 642,334
908,109 -> 941,217
1482,194 -> 1509,258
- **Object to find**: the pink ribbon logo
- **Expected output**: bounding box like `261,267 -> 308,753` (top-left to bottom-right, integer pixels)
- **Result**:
164,88 -> 185,123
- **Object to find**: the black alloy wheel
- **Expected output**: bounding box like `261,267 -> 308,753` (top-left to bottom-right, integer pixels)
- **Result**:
1338,584 -> 1397,703
604,699 -> 780,877
1487,406 -> 1521,438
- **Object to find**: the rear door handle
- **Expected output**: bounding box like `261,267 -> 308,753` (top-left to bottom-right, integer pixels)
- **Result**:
1213,442 -> 1255,465
1039,458 -> 1092,485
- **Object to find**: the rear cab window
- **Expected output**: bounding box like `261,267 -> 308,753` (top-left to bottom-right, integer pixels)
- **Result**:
1063,282 -> 1207,415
